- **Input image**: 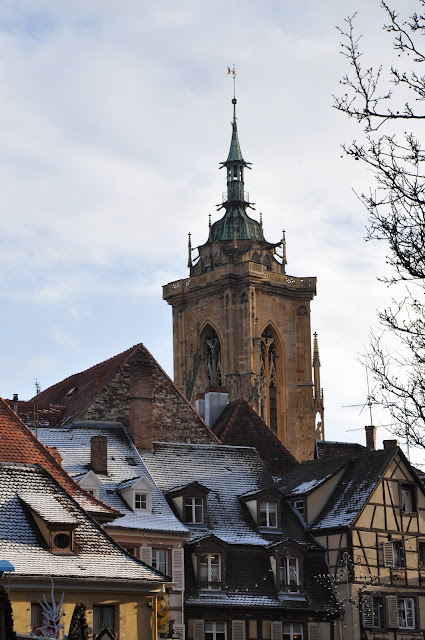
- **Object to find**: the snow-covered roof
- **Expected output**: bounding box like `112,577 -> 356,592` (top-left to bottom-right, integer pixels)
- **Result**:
19,492 -> 78,525
140,443 -> 316,549
34,423 -> 188,535
278,458 -> 348,496
0,462 -> 167,583
309,449 -> 397,530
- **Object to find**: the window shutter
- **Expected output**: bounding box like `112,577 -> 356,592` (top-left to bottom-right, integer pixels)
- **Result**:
383,541 -> 395,567
193,620 -> 204,640
140,546 -> 152,566
232,620 -> 246,640
386,595 -> 398,628
172,547 -> 185,591
307,623 -> 320,640
362,595 -> 373,628
271,621 -> 282,640
174,624 -> 185,640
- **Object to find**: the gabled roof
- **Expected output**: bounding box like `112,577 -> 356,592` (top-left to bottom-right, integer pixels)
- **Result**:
308,448 -> 397,531
278,457 -> 349,496
35,422 -> 188,536
211,399 -> 298,477
0,462 -> 167,584
31,345 -> 141,425
0,398 -> 116,520
316,440 -> 366,459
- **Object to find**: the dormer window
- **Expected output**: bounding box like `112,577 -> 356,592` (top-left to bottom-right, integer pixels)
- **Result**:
191,535 -> 227,593
167,481 -> 210,526
200,553 -> 221,590
51,530 -> 73,553
185,496 -> 204,523
259,501 -> 278,528
118,476 -> 154,513
19,492 -> 77,555
279,556 -> 300,593
269,541 -> 304,597
76,470 -> 102,500
240,488 -> 282,531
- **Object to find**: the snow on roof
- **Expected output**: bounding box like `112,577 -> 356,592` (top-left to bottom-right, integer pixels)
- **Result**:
289,477 -> 332,495
19,492 -> 78,525
34,424 -> 188,535
0,462 -> 167,583
140,443 -> 315,548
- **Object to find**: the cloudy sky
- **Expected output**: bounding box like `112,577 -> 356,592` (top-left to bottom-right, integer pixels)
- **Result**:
1,0 -> 421,460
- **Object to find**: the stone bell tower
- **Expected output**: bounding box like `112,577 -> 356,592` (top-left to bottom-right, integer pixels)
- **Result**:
163,95 -> 324,461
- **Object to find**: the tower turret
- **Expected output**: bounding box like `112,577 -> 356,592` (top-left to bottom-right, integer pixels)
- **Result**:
163,87 -> 321,461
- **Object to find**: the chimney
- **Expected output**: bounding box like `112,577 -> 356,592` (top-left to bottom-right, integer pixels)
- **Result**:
383,439 -> 399,450
13,394 -> 18,414
365,425 -> 377,450
46,446 -> 63,466
204,388 -> 229,426
195,393 -> 205,420
91,435 -> 108,474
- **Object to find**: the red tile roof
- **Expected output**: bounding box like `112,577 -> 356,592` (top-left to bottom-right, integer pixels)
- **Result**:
211,398 -> 298,477
0,398 -> 118,519
32,344 -> 141,424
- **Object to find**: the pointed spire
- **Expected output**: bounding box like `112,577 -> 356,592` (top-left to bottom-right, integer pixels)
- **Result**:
313,332 -> 325,438
187,233 -> 192,269
208,213 -> 212,241
282,229 -> 287,274
226,97 -> 245,164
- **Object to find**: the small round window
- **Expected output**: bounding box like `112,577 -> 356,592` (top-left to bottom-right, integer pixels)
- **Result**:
53,533 -> 71,549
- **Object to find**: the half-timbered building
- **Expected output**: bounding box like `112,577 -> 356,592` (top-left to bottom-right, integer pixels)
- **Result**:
279,444 -> 425,640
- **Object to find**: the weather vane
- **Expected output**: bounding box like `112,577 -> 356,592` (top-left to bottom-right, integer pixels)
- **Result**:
227,64 -> 237,99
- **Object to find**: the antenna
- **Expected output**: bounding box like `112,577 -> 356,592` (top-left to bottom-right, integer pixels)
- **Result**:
342,366 -> 378,423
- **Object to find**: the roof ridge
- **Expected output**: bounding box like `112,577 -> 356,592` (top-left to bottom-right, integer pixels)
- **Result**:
0,398 -> 117,516
31,343 -> 143,402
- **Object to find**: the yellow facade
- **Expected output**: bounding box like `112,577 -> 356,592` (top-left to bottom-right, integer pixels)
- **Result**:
8,580 -> 160,640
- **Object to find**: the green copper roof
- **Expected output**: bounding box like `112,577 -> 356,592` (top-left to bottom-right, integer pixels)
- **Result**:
225,99 -> 246,165
210,207 -> 265,243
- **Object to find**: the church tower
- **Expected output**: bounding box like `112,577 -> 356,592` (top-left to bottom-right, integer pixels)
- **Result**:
163,93 -> 324,461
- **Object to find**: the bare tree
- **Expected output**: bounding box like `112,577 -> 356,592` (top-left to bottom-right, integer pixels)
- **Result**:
335,1 -> 425,449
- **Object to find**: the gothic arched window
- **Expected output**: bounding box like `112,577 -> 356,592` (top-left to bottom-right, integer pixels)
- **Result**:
259,326 -> 279,433
202,325 -> 222,388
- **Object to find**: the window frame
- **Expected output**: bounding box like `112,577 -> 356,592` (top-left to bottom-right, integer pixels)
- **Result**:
258,500 -> 279,529
199,552 -> 222,590
205,621 -> 227,640
152,548 -> 168,575
184,496 -> 205,524
282,623 -> 303,640
393,540 -> 405,568
134,492 -> 148,511
398,597 -> 416,629
400,483 -> 417,514
279,555 -> 300,593
418,540 -> 425,568
92,604 -> 116,637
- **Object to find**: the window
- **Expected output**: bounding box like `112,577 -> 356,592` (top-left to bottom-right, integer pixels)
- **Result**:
123,547 -> 136,557
205,622 -> 226,640
279,556 -> 300,593
259,501 -> 278,528
401,484 -> 417,513
398,597 -> 415,629
184,497 -> 204,523
50,529 -> 73,553
134,493 -> 147,510
419,541 -> 425,567
92,605 -> 115,637
373,596 -> 384,628
293,499 -> 305,518
393,541 -> 405,567
200,553 -> 221,590
152,548 -> 168,574
282,624 -> 302,640
30,603 -> 43,634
